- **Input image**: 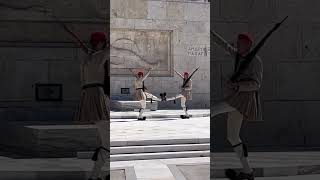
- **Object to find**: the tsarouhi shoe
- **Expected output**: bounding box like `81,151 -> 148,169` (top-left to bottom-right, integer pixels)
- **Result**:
105,174 -> 110,180
137,117 -> 147,120
160,93 -> 167,101
180,115 -> 190,119
225,169 -> 254,180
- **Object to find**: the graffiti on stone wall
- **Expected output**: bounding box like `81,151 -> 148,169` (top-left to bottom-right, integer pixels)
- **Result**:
110,29 -> 172,76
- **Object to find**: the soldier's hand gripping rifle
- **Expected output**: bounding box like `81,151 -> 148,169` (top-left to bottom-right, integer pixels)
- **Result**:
230,16 -> 288,82
182,67 -> 200,88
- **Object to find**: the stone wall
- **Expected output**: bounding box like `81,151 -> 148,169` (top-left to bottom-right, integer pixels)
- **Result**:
0,0 -> 108,121
211,0 -> 320,149
110,0 -> 210,109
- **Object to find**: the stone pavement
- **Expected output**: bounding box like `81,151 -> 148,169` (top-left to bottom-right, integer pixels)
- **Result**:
211,152 -> 320,178
109,115 -> 210,178
1,152 -> 320,179
110,109 -> 210,119
110,115 -> 210,142
1,111 -> 320,179
217,174 -> 320,180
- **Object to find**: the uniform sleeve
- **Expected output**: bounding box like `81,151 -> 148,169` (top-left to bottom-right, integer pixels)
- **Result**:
237,57 -> 263,92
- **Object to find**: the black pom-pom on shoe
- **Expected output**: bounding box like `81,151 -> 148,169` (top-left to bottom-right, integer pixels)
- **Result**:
225,169 -> 237,179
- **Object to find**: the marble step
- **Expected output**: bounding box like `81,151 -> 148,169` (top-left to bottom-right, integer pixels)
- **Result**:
113,143 -> 209,155
78,150 -> 210,161
112,138 -> 210,147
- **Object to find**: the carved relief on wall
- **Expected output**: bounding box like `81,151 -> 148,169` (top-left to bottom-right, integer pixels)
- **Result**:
110,29 -> 173,77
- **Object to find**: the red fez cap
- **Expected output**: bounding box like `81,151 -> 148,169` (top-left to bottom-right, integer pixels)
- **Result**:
184,72 -> 189,76
238,33 -> 254,44
138,71 -> 144,76
90,32 -> 107,44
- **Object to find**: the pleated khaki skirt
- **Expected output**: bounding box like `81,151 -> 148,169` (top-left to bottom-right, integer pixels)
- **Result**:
224,87 -> 262,122
135,89 -> 145,101
74,85 -> 109,124
181,90 -> 192,100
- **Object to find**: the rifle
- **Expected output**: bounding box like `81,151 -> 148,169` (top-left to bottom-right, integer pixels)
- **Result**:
182,67 -> 200,88
230,16 -> 288,82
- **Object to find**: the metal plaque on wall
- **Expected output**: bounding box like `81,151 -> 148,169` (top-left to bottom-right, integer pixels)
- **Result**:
35,84 -> 63,101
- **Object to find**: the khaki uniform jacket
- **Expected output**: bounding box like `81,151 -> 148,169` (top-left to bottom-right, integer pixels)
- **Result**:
181,79 -> 192,100
134,71 -> 150,101
80,49 -> 109,86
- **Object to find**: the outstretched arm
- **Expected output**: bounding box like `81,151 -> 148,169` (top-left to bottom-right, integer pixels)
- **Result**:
174,69 -> 184,79
210,30 -> 237,56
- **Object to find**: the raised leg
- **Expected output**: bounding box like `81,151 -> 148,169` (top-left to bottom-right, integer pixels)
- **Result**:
145,92 -> 162,102
166,94 -> 184,101
211,101 -> 237,117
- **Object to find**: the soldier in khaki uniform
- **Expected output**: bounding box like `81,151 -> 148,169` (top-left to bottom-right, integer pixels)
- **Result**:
68,31 -> 110,180
130,68 -> 162,120
211,30 -> 263,180
166,69 -> 193,119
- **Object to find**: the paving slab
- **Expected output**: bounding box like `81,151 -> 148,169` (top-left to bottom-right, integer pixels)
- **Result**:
110,109 -> 210,119
211,152 -> 320,178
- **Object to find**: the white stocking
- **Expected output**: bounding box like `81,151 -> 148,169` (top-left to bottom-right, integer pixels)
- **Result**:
227,110 -> 252,174
90,120 -> 110,179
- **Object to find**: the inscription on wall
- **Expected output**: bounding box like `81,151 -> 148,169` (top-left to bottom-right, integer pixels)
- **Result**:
187,46 -> 210,56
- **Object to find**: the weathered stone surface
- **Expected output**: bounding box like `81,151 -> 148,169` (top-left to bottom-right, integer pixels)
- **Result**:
184,2 -> 210,22
166,2 -> 184,20
147,1 -> 167,20
0,47 -> 76,61
220,0 -> 251,21
302,23 -> 320,58
211,0 -> 220,19
0,61 -> 48,100
210,62 -> 222,100
111,0 -> 148,19
0,22 -> 107,42
248,23 -> 300,59
0,0 -> 106,20
277,62 -> 320,100
276,0 -> 320,22
48,61 -> 81,100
